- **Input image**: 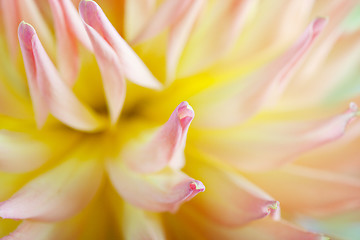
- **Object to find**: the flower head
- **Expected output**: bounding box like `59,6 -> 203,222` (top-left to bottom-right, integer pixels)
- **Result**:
0,0 -> 360,239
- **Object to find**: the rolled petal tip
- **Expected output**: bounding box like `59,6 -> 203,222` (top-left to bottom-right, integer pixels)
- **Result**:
18,21 -> 36,49
189,180 -> 205,192
312,17 -> 328,36
178,101 -> 195,129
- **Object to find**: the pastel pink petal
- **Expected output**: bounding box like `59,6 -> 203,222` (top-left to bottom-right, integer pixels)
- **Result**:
245,165 -> 360,216
123,102 -> 194,173
194,103 -> 358,171
18,22 -> 105,131
49,0 -> 79,86
17,0 -> 54,51
185,156 -> 280,227
175,206 -> 326,240
166,0 -> 204,82
81,10 -> 126,124
131,0 -> 193,44
106,158 -> 204,213
179,0 -> 257,76
60,0 -> 93,51
124,0 -> 157,41
2,221 -> 56,240
79,0 -> 162,89
0,130 -> 50,173
0,0 -> 20,59
0,151 -> 102,221
192,18 -> 327,128
122,203 -> 166,240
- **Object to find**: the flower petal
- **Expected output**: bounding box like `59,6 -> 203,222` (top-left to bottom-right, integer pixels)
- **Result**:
191,18 -> 327,128
60,0 -> 93,51
245,165 -> 360,216
193,103 -> 358,171
122,203 -> 166,240
131,0 -> 193,45
106,157 -> 204,212
79,0 -> 162,89
123,102 -> 194,173
80,6 -> 126,124
166,0 -> 204,82
49,0 -> 80,86
2,221 -> 56,240
0,143 -> 103,221
0,0 -> 20,58
18,22 -> 105,131
172,206 -> 326,240
0,129 -> 79,173
184,154 -> 279,227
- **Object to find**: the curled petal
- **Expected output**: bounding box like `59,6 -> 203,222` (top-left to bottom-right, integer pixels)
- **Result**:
123,102 -> 194,173
245,165 -> 360,216
185,155 -> 280,227
18,22 -> 105,131
49,0 -> 80,86
0,145 -> 103,221
106,157 -> 204,213
192,18 -> 327,128
193,103 -> 358,171
80,4 -> 126,124
122,203 -> 166,240
79,0 -> 162,89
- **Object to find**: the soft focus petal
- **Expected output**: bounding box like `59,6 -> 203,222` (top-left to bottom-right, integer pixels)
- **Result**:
0,129 -> 79,173
79,0 -> 162,89
122,203 -> 166,240
0,144 -> 103,221
170,206 -> 326,240
123,102 -> 194,173
131,0 -> 193,44
106,157 -> 204,212
192,103 -> 358,171
0,0 -> 20,58
18,22 -> 105,131
166,0 -> 204,82
2,221 -> 56,240
184,154 -> 280,227
245,165 -> 360,216
191,18 -> 327,128
49,0 -> 80,86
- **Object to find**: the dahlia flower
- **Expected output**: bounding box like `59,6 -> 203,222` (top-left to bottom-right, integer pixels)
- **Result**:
0,0 -> 360,239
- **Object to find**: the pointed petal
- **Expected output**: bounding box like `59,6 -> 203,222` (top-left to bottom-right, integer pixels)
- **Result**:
49,0 -> 79,86
106,157 -> 204,212
18,22 -> 105,131
166,0 -> 204,82
122,203 -> 166,240
60,0 -> 93,51
185,155 -> 280,227
17,0 -> 54,51
194,103 -> 358,171
174,206 -> 326,240
0,144 -> 103,221
80,5 -> 126,124
79,0 -> 162,89
123,102 -> 194,173
0,0 -> 20,58
245,165 -> 360,216
131,0 -> 193,44
192,18 -> 327,128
